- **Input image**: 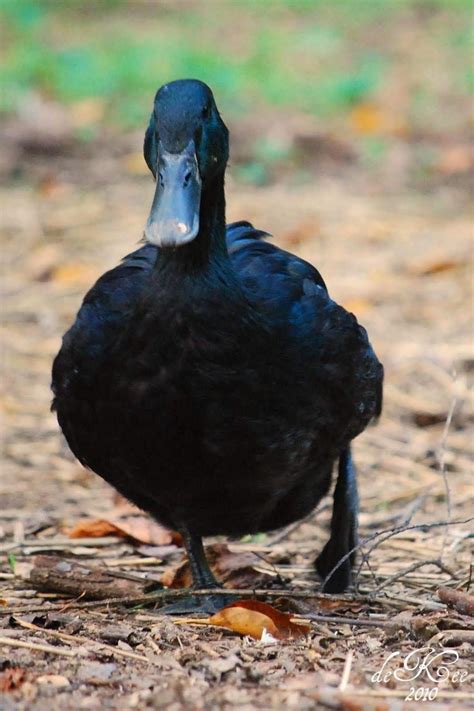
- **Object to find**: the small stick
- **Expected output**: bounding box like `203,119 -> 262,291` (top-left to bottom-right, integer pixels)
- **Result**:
0,635 -> 76,657
438,586 -> 474,616
369,591 -> 445,610
437,397 -> 456,557
13,618 -> 151,663
0,588 -> 369,616
325,515 -> 473,593
372,558 -> 457,593
396,495 -> 428,527
338,649 -> 353,692
304,614 -> 391,628
0,537 -> 123,554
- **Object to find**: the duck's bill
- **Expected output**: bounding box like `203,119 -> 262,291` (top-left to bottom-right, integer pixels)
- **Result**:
145,141 -> 201,247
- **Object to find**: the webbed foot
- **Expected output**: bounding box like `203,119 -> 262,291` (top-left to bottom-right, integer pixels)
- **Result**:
156,590 -> 237,615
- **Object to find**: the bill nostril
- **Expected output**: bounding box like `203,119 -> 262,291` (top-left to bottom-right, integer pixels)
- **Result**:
183,170 -> 192,187
158,171 -> 165,187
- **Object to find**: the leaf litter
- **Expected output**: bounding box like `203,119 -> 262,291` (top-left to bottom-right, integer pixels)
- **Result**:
174,600 -> 310,641
1,86 -> 473,711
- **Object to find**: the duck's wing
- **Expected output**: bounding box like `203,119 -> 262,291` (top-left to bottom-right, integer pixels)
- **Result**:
52,244 -> 157,395
227,220 -> 327,315
228,221 -> 383,595
227,220 -> 383,431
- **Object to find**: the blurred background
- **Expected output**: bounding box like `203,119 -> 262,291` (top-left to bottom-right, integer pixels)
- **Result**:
1,0 -> 473,188
1,0 -> 472,595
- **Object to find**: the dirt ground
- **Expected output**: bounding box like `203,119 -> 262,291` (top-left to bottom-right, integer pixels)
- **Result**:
1,118 -> 473,710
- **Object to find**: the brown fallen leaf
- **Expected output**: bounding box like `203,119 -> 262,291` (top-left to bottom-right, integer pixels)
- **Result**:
162,543 -> 270,589
438,586 -> 474,617
211,600 -> 310,640
350,102 -> 384,134
176,600 -> 310,640
282,219 -> 320,246
0,667 -> 27,692
341,297 -> 373,317
350,102 -> 407,137
67,516 -> 181,546
409,257 -> 466,276
317,598 -> 365,612
51,263 -> 99,286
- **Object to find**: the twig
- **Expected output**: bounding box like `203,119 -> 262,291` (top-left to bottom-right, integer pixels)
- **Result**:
0,635 -> 76,657
13,618 -> 151,663
357,543 -> 381,590
396,494 -> 428,527
338,649 -> 353,692
304,614 -> 390,628
2,519 -> 470,617
29,554 -> 145,599
0,537 -> 125,554
0,588 -> 370,616
437,396 -> 456,557
357,517 -> 473,583
320,515 -> 473,594
438,586 -> 474,616
372,558 -> 458,593
362,590 -> 445,610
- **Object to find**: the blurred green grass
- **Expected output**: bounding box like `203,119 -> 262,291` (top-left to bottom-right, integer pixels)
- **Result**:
1,0 -> 472,133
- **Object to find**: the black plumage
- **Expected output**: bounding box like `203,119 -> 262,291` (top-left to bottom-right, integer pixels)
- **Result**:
52,79 -> 383,612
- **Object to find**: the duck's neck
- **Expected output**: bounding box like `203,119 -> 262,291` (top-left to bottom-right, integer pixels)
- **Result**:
154,172 -> 229,278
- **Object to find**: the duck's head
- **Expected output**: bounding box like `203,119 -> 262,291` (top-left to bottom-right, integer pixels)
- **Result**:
143,79 -> 229,247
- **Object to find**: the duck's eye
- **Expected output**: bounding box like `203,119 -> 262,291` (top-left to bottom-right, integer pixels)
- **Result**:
201,104 -> 211,120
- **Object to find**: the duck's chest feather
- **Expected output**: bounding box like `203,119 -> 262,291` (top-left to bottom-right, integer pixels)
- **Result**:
102,285 -> 313,464
62,277 -> 325,496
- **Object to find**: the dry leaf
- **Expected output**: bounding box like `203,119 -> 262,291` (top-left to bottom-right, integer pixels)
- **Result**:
209,600 -> 310,640
410,257 -> 466,276
341,297 -> 372,317
350,103 -> 384,134
68,516 -> 180,546
317,598 -> 364,612
162,543 -> 270,589
283,220 -> 320,246
51,263 -> 98,286
0,667 -> 26,692
350,102 -> 406,136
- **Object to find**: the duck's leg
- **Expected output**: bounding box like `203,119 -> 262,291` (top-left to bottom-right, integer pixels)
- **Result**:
182,528 -> 220,588
157,528 -> 236,615
315,447 -> 358,592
